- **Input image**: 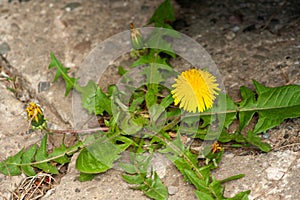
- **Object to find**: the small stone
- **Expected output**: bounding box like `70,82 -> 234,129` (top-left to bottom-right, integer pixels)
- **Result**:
0,42 -> 11,54
38,82 -> 50,93
64,2 -> 81,11
168,186 -> 178,195
224,31 -> 236,41
266,167 -> 284,181
231,25 -> 240,33
262,133 -> 270,139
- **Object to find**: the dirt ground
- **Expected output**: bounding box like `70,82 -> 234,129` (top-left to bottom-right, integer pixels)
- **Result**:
0,0 -> 300,199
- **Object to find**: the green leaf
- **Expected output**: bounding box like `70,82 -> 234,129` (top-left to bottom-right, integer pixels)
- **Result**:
48,143 -> 70,165
245,131 -> 271,152
144,172 -> 168,200
78,172 -> 97,182
145,31 -> 177,57
118,66 -> 127,76
195,190 -> 215,200
76,148 -> 110,174
48,52 -> 78,96
228,190 -> 250,200
140,63 -> 173,85
200,93 -> 237,129
208,177 -> 224,199
77,80 -> 112,115
129,96 -> 144,112
239,80 -> 300,134
145,87 -> 158,109
160,94 -> 173,109
149,104 -> 166,131
119,163 -> 137,174
0,149 -> 24,176
21,144 -> 37,176
115,136 -> 133,151
76,135 -> 123,174
238,86 -> 256,131
148,0 -> 175,27
122,174 -> 144,184
34,134 -> 59,174
184,169 -> 210,193
121,154 -> 168,199
219,173 -> 245,184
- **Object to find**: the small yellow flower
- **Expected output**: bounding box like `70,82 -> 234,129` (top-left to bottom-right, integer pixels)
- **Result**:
26,102 -> 43,122
211,141 -> 222,154
171,68 -> 220,113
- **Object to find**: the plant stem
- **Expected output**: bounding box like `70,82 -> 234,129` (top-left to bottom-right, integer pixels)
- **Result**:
46,127 -> 109,134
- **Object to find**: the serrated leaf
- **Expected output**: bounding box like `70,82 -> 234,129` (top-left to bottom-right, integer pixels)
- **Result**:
119,163 -> 137,174
160,94 -> 173,109
131,53 -> 170,68
145,87 -> 158,109
48,143 -> 70,165
78,172 -> 97,182
238,86 -> 256,131
115,136 -> 133,151
76,148 -> 109,173
122,174 -> 144,184
35,134 -> 48,161
195,190 -> 215,200
34,134 -> 59,174
76,135 -> 123,174
48,52 -> 78,96
145,31 -> 177,57
239,80 -> 300,134
208,177 -> 224,199
66,140 -> 84,156
144,172 -> 168,200
245,131 -> 271,152
0,149 -> 24,176
149,104 -> 166,131
184,169 -> 210,193
148,0 -> 175,27
118,65 -> 127,76
200,93 -> 237,129
21,144 -> 37,176
77,80 -> 112,115
228,190 -> 250,200
129,96 -> 144,113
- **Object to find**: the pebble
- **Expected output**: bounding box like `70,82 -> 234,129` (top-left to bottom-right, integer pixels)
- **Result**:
231,25 -> 240,33
265,167 -> 284,181
168,186 -> 179,195
224,31 -> 236,41
262,133 -> 270,139
38,81 -> 50,93
0,42 -> 11,54
64,2 -> 81,11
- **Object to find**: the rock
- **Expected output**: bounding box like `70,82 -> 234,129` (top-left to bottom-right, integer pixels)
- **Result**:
168,186 -> 179,195
224,31 -> 236,41
38,81 -> 50,93
0,42 -> 10,54
231,25 -> 240,33
266,167 -> 285,181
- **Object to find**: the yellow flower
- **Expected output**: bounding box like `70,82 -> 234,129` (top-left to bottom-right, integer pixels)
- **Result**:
26,102 -> 43,122
211,141 -> 222,153
171,69 -> 220,113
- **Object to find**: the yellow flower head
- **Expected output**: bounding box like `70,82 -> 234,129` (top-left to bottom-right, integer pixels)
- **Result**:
211,141 -> 222,154
26,102 -> 43,122
171,68 -> 220,113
